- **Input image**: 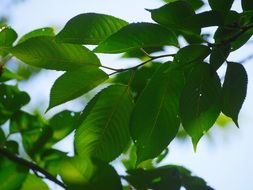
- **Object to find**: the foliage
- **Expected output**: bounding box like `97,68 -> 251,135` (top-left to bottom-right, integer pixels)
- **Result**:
0,0 -> 252,189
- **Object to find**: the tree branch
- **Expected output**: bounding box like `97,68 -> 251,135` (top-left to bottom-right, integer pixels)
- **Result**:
0,148 -> 67,189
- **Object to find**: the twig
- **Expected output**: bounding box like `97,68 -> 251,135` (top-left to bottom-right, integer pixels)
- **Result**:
102,53 -> 175,76
0,148 -> 67,189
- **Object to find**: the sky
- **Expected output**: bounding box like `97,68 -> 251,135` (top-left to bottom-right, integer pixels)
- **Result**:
2,0 -> 253,189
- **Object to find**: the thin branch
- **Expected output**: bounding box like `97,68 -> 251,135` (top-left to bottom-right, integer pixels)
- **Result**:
240,54 -> 253,64
0,148 -> 67,189
103,53 -> 175,75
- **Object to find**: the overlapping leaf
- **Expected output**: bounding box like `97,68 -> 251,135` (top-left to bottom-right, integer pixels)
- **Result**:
180,63 -> 221,148
56,13 -> 128,44
11,36 -> 100,71
48,66 -> 108,109
0,26 -> 17,55
208,0 -> 234,12
94,23 -> 178,53
131,63 -> 184,164
75,85 -> 134,162
222,62 -> 248,127
60,157 -> 122,190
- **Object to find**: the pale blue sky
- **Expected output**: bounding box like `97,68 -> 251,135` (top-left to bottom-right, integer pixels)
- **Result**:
3,0 -> 253,189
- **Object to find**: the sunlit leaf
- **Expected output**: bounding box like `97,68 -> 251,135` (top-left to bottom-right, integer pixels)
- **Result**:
75,85 -> 134,162
179,63 -> 221,148
48,66 -> 108,110
131,63 -> 184,164
56,13 -> 128,45
0,68 -> 23,82
0,26 -> 17,55
222,62 -> 248,127
60,157 -> 122,190
94,23 -> 178,53
18,27 -> 55,44
21,174 -> 49,190
11,36 -> 100,71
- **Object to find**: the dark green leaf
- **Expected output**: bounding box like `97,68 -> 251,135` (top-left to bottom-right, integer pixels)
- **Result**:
0,128 -> 5,146
210,44 -> 231,70
242,0 -> 253,11
21,174 -> 49,190
48,66 -> 108,110
5,140 -> 19,154
179,63 -> 221,148
208,0 -> 234,12
185,11 -> 224,28
0,84 -> 30,125
231,28 -> 253,51
0,26 -> 17,55
56,13 -> 128,45
60,157 -> 122,190
222,62 -> 247,127
131,63 -> 184,164
94,23 -> 178,53
18,27 -> 55,44
162,0 -> 204,10
174,45 -> 210,65
75,85 -> 134,162
0,158 -> 28,190
148,1 -> 198,34
10,111 -> 45,134
109,62 -> 161,100
11,36 -> 100,71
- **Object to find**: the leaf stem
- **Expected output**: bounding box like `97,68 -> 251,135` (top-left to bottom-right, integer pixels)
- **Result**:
103,53 -> 175,76
0,148 -> 67,189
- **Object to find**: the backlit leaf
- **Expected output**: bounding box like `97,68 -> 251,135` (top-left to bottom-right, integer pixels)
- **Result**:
131,63 -> 184,164
179,63 -> 221,148
0,26 -> 17,55
56,13 -> 128,45
11,36 -> 100,71
94,23 -> 178,53
60,157 -> 122,190
75,85 -> 134,162
18,27 -> 55,44
48,66 -> 108,110
222,62 -> 247,127
21,174 -> 49,190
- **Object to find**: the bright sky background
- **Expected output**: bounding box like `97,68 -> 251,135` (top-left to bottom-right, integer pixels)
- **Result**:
3,0 -> 253,189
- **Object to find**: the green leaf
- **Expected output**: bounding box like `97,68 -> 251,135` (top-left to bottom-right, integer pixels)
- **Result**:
208,0 -> 234,12
21,174 -> 49,190
0,128 -> 5,146
148,1 -> 198,34
179,63 -> 221,148
11,36 -> 100,71
75,85 -> 134,162
49,110 -> 79,143
60,157 -> 122,190
56,13 -> 128,45
131,63 -> 184,164
0,68 -> 23,82
0,158 -> 28,190
222,62 -> 247,127
174,45 -> 210,65
0,84 -> 30,125
109,62 -> 161,100
5,140 -> 19,154
48,66 -> 108,110
184,11 -> 224,28
0,26 -> 17,55
242,0 -> 253,11
94,23 -> 178,53
210,44 -> 231,70
18,27 -> 55,44
162,0 -> 204,10
10,111 -> 45,134
125,165 -> 214,190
